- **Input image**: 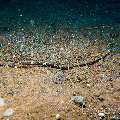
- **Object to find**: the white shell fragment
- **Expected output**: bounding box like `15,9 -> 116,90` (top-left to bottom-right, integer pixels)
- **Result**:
98,112 -> 105,118
56,114 -> 61,120
3,108 -> 14,117
0,97 -> 5,107
86,84 -> 91,87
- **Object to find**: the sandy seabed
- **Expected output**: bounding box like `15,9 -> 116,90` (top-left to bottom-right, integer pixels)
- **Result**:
0,26 -> 120,120
0,52 -> 120,120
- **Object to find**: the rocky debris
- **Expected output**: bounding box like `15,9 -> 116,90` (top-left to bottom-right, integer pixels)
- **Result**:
71,96 -> 85,107
98,112 -> 105,119
56,114 -> 61,120
53,71 -> 66,84
3,108 -> 14,117
111,113 -> 120,120
0,97 -> 5,107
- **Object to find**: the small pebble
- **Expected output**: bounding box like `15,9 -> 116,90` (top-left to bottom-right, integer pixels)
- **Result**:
53,71 -> 65,84
0,97 -> 5,107
98,112 -> 105,118
86,84 -> 90,87
71,96 -> 85,106
56,114 -> 61,120
60,47 -> 64,51
19,14 -> 23,17
3,108 -> 14,117
14,66 -> 17,69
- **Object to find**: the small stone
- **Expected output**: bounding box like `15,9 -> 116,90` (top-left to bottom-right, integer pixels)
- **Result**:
14,66 -> 17,69
56,114 -> 61,120
0,97 -> 5,107
53,71 -> 65,84
13,55 -> 16,58
98,112 -> 105,118
19,14 -> 23,17
3,108 -> 14,117
86,84 -> 90,87
31,61 -> 34,64
71,96 -> 85,106
60,47 -> 64,52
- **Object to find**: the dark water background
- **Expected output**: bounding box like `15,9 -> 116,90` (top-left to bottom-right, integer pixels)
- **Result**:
0,0 -> 120,54
0,0 -> 120,29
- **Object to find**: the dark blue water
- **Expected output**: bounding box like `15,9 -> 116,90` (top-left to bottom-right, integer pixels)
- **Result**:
0,0 -> 120,54
0,0 -> 120,30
